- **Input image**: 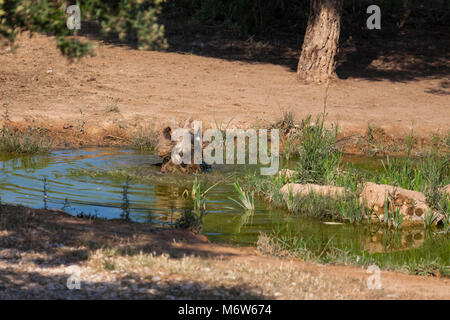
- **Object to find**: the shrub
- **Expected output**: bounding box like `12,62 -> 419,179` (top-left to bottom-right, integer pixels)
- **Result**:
0,0 -> 92,58
0,0 -> 167,58
97,0 -> 167,50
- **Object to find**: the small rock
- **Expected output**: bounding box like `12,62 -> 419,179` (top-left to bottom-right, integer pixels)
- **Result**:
280,183 -> 346,200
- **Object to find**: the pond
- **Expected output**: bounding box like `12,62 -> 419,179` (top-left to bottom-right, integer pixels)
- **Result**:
0,148 -> 448,265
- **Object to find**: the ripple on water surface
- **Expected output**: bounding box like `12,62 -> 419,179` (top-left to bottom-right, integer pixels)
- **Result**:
0,148 -> 448,267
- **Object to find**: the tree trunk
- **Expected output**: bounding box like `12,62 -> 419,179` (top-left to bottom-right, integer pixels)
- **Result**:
297,0 -> 343,84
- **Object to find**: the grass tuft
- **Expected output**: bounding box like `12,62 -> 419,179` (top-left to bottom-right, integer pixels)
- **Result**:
257,231 -> 450,277
228,182 -> 255,211
295,114 -> 342,185
132,126 -> 159,151
0,127 -> 53,154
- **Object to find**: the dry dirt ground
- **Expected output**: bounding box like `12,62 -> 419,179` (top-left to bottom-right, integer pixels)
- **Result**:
0,32 -> 449,149
0,205 -> 449,300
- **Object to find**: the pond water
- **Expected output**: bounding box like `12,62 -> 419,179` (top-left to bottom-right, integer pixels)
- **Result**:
0,148 -> 448,263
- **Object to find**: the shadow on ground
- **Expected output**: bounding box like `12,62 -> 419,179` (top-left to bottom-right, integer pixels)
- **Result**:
0,204 -> 267,299
0,268 -> 267,299
0,204 -> 240,268
78,13 -> 450,85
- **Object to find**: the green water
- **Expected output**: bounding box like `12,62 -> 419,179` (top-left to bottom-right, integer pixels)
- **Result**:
0,148 -> 448,266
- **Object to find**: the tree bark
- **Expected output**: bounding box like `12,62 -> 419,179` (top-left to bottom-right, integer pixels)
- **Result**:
297,0 -> 343,84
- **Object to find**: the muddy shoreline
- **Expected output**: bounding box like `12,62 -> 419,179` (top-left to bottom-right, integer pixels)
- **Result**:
2,118 -> 448,157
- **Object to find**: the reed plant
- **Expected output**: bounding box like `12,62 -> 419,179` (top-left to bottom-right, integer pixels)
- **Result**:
229,182 -> 255,211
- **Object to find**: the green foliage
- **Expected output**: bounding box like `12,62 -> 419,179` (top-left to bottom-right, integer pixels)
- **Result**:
184,173 -> 222,212
258,231 -> 450,277
191,173 -> 206,211
175,173 -> 220,233
174,174 -> 234,232
187,0 -> 307,36
162,0 -> 448,37
2,0 -> 447,57
378,155 -> 445,193
377,198 -> 403,229
295,114 -> 342,185
287,191 -> 363,222
423,210 -> 439,230
228,182 -> 255,211
96,0 -> 167,50
244,110 -> 449,229
0,0 -> 167,58
0,0 -> 92,58
376,152 -> 449,213
243,170 -> 284,205
0,127 -> 53,154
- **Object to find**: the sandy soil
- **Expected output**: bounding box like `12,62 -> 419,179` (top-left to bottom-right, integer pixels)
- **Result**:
0,33 -> 449,145
0,205 -> 448,300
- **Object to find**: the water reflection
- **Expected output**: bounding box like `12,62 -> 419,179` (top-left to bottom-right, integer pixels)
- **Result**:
0,148 -> 446,261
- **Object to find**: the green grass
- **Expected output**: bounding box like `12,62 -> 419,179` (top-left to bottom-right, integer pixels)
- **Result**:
377,153 -> 449,194
243,111 -> 449,228
1,102 -> 53,154
228,182 -> 255,211
132,126 -> 159,151
258,231 -> 450,277
424,210 -> 440,230
294,114 -> 342,184
103,260 -> 116,271
243,170 -> 285,205
281,189 -> 363,222
373,152 -> 449,220
242,171 -> 366,222
191,173 -> 207,211
0,128 -> 53,154
175,173 -> 225,232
